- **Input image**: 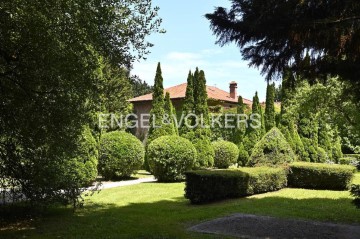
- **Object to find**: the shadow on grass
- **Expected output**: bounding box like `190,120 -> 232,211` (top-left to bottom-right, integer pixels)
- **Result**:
1,191 -> 360,239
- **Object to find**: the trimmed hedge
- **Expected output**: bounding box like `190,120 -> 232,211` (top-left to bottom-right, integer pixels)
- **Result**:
344,154 -> 360,160
185,167 -> 287,204
212,140 -> 239,169
339,157 -> 354,165
147,135 -> 197,182
342,155 -> 360,170
288,162 -> 356,190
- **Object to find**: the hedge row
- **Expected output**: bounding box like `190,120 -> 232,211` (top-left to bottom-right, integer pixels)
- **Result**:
340,155 -> 360,170
184,167 -> 287,204
288,162 -> 356,190
343,154 -> 360,160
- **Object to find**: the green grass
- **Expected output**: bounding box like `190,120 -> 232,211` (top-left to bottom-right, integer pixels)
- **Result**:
1,173 -> 360,239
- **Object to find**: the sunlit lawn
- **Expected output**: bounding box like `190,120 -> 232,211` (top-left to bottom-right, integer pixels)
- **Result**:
1,172 -> 360,239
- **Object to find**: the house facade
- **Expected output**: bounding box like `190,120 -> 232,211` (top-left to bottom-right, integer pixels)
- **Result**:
128,81 -> 252,138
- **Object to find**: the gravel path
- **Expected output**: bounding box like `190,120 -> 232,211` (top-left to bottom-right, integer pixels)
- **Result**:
90,176 -> 157,190
188,213 -> 360,239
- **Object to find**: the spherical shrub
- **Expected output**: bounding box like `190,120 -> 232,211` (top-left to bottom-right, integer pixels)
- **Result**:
147,135 -> 197,182
99,131 -> 145,180
212,140 -> 239,169
249,127 -> 295,167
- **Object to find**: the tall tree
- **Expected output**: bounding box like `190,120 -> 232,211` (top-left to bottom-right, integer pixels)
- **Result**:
183,68 -> 214,168
243,92 -> 263,156
194,70 -> 210,126
180,70 -> 195,135
147,63 -> 174,145
265,83 -> 276,132
206,0 -> 360,106
193,67 -> 200,106
0,0 -> 162,206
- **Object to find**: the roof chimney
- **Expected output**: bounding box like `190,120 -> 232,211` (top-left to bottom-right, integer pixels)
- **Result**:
229,81 -> 237,99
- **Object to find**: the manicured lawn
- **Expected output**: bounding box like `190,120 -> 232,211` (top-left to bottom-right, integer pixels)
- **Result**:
1,172 -> 360,239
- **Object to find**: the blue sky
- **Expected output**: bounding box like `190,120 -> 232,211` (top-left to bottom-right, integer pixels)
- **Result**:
132,0 -> 268,101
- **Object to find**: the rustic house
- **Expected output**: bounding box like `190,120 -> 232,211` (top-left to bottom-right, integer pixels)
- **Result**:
128,81 -> 252,138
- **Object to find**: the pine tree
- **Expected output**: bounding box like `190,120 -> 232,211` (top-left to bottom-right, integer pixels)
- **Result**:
164,92 -> 178,135
265,83 -> 275,132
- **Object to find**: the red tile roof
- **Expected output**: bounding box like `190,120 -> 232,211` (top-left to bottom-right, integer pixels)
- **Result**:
128,83 -> 252,105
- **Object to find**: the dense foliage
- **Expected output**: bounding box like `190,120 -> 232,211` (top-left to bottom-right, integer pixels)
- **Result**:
147,63 -> 176,145
0,0 -> 162,206
212,140 -> 239,169
164,92 -> 178,135
249,128 -> 295,167
288,162 -> 355,190
206,0 -> 360,106
181,67 -> 214,168
185,167 -> 287,204
179,71 -> 195,135
351,184 -> 360,208
264,83 -> 275,132
242,92 -> 264,156
99,131 -> 145,180
130,75 -> 153,98
147,135 -> 197,182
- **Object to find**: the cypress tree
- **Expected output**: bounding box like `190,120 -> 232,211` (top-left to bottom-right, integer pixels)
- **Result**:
147,63 -> 174,145
232,96 -> 246,144
298,115 -> 319,162
318,118 -> 332,160
182,70 -> 194,114
164,92 -> 177,135
193,67 -> 200,106
183,68 -> 214,168
195,70 -> 210,126
265,83 -> 275,131
243,92 -> 262,155
180,71 -> 195,135
332,126 -> 343,163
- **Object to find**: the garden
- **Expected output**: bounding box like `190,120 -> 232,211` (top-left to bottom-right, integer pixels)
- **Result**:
2,62 -> 360,238
1,0 -> 360,238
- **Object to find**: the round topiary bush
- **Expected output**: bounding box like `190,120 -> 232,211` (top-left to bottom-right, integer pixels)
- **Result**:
249,127 -> 295,167
212,140 -> 239,169
99,131 -> 145,180
147,135 -> 197,182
